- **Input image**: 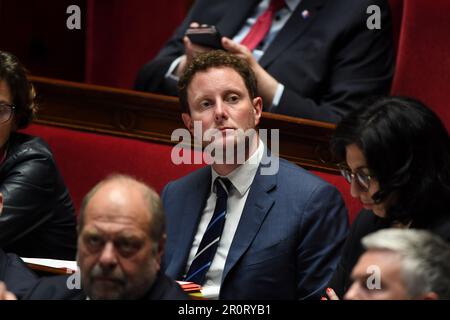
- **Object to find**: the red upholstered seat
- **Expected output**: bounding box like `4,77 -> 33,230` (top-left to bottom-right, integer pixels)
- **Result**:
22,124 -> 362,224
391,0 -> 450,131
85,1 -> 188,88
22,124 -> 204,212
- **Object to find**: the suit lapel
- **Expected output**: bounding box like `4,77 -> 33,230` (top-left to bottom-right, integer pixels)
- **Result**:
221,155 -> 277,283
259,0 -> 328,68
216,0 -> 260,38
166,167 -> 211,279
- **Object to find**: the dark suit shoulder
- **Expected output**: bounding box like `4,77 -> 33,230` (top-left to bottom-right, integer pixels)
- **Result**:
24,275 -> 85,300
327,210 -> 388,297
324,0 -> 390,17
146,273 -> 189,300
342,210 -> 389,264
277,158 -> 342,194
165,166 -> 211,190
349,210 -> 388,239
0,250 -> 38,299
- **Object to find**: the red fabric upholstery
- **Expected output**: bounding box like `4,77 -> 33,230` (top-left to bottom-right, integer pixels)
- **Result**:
22,124 -> 204,212
22,124 -> 361,223
391,0 -> 450,132
85,0 -> 189,88
312,171 -> 362,224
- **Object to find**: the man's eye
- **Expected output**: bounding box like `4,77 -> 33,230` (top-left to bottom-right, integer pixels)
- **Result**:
85,235 -> 104,249
116,239 -> 142,256
200,101 -> 212,108
226,95 -> 239,103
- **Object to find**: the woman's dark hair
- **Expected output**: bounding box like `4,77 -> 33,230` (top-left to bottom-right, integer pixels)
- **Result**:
0,50 -> 38,129
331,96 -> 450,225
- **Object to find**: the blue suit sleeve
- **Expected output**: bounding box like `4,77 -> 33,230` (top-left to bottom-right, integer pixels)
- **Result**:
296,183 -> 349,299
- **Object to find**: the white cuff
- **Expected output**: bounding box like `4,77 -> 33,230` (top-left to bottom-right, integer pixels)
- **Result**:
164,56 -> 183,81
270,83 -> 285,111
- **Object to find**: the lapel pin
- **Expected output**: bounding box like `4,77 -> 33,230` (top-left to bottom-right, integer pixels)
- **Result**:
301,10 -> 310,19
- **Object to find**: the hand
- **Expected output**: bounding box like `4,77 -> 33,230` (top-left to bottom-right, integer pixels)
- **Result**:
0,282 -> 17,300
322,287 -> 340,300
222,37 -> 279,110
175,22 -> 213,77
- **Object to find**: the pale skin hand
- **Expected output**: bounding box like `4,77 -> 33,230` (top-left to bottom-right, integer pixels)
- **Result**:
175,22 -> 212,77
323,287 -> 340,300
0,282 -> 17,300
177,25 -> 280,108
221,37 -> 279,110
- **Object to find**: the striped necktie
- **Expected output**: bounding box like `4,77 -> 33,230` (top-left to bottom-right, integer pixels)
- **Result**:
184,177 -> 232,285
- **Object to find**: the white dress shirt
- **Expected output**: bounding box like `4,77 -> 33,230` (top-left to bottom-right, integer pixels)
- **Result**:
184,140 -> 264,299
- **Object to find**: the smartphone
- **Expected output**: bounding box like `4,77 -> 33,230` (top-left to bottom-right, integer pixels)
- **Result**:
185,25 -> 224,49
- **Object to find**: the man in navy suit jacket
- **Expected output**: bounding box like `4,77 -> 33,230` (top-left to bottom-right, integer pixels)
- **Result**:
161,50 -> 348,299
135,0 -> 394,123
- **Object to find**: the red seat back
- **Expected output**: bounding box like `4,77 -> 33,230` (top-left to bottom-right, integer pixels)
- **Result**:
85,0 -> 189,88
391,0 -> 450,131
23,124 -> 362,224
22,124 -> 204,212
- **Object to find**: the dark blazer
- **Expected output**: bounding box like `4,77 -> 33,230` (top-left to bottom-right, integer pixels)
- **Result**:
328,209 -> 450,298
161,155 -> 349,299
23,272 -> 189,300
0,132 -> 77,260
0,249 -> 37,299
135,0 -> 394,123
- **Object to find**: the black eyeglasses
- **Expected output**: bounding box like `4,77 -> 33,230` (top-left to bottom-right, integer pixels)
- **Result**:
0,103 -> 15,124
338,164 -> 373,192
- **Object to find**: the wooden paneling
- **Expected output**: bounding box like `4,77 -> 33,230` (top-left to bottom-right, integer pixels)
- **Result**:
30,76 -> 339,173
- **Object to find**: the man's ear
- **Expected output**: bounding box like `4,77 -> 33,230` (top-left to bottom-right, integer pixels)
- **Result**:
155,234 -> 167,271
252,97 -> 263,126
0,192 -> 3,213
182,112 -> 194,135
158,234 -> 166,258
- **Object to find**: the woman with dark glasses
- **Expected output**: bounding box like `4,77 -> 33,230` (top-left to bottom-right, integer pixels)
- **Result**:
325,96 -> 450,299
0,51 -> 76,260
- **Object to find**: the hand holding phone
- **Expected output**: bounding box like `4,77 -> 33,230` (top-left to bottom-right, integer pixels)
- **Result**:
185,25 -> 224,50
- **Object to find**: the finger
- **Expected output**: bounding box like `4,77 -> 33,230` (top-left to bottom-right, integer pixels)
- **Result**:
222,37 -> 245,54
189,22 -> 200,28
5,291 -> 17,300
183,36 -> 192,49
183,36 -> 192,57
326,287 -> 340,300
0,282 -> 8,300
184,36 -> 209,53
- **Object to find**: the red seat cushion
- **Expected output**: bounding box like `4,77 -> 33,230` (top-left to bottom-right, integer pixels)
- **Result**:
23,124 -> 362,224
22,124 -> 204,212
391,0 -> 450,131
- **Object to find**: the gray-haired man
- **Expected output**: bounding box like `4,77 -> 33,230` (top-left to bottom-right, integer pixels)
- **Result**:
344,229 -> 450,300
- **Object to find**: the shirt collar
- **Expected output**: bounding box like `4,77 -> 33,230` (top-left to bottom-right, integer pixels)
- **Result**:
211,139 -> 264,197
285,0 -> 302,12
